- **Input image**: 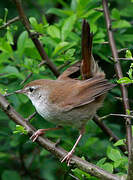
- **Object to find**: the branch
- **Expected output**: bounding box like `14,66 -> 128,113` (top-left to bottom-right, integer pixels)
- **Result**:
0,93 -> 123,180
117,48 -> 128,53
117,58 -> 133,61
93,115 -> 127,153
99,114 -> 133,120
102,0 -> 132,156
127,140 -> 133,180
0,16 -> 20,29
13,0 -> 60,77
109,57 -> 133,61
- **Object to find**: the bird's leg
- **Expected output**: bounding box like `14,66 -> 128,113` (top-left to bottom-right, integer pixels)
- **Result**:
30,126 -> 62,142
61,128 -> 85,166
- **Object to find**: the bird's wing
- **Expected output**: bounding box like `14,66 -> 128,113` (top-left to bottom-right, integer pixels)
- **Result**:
50,77 -> 115,112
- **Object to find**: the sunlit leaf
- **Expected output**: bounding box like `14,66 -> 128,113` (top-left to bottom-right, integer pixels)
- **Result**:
61,14 -> 77,41
114,139 -> 125,147
107,147 -> 122,161
117,77 -> 133,84
52,41 -> 69,56
47,25 -> 60,39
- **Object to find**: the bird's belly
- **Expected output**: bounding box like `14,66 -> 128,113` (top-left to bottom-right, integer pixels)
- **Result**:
34,100 -> 103,129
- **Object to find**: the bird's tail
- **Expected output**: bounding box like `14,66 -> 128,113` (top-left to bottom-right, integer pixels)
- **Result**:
81,20 -> 105,79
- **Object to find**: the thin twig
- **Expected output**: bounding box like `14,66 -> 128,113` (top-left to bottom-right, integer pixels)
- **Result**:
100,41 -> 109,44
94,8 -> 103,12
20,72 -> 32,85
110,114 -> 133,119
102,0 -> 132,157
117,58 -> 133,61
69,173 -> 80,180
93,115 -> 127,153
0,16 -> 20,29
4,92 -> 15,97
26,112 -> 37,121
110,57 -> 133,61
13,0 -> 60,77
0,93 -> 122,180
99,114 -> 133,121
117,48 -> 128,53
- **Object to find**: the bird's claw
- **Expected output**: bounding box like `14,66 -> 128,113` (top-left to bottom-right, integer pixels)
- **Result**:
30,129 -> 45,142
61,151 -> 73,166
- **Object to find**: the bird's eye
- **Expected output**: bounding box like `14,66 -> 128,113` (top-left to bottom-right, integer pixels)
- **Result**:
29,87 -> 34,92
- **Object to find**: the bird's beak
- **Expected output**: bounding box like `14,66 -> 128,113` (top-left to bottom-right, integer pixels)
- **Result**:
15,89 -> 26,94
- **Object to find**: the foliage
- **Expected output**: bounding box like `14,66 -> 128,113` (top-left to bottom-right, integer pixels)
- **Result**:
0,0 -> 133,179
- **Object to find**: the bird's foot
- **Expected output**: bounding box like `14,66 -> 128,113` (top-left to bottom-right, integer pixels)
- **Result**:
30,129 -> 45,142
61,150 -> 74,166
30,127 -> 62,142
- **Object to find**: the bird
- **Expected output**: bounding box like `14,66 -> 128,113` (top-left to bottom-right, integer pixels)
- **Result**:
16,20 -> 115,166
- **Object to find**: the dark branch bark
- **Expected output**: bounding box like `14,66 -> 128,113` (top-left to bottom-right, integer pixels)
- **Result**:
13,0 -> 60,77
0,93 -> 123,180
127,140 -> 133,180
102,0 -> 132,157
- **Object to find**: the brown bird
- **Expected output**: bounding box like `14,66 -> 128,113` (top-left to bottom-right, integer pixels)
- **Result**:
16,20 -> 115,165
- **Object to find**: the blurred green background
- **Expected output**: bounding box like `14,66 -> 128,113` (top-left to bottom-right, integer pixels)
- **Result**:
0,0 -> 133,179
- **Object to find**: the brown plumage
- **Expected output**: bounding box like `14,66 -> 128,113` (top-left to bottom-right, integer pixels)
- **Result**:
17,20 -> 115,166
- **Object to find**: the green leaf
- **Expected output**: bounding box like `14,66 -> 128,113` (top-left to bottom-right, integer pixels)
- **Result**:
0,88 -> 7,95
2,66 -> 19,74
65,48 -> 75,57
114,157 -> 128,169
29,17 -> 47,33
119,34 -> 133,42
107,147 -> 122,161
71,0 -> 77,11
13,125 -> 27,135
61,14 -> 77,41
126,109 -> 131,115
0,152 -> 10,159
2,170 -> 21,180
52,41 -> 69,56
114,139 -> 125,147
111,8 -> 120,20
47,8 -> 73,17
120,5 -> 133,17
125,50 -> 132,58
47,25 -> 60,39
130,63 -> 133,68
0,40 -> 13,54
114,160 -> 121,168
1,66 -> 24,79
96,157 -> 107,166
117,77 -> 133,84
112,20 -> 131,29
17,31 -> 28,57
40,36 -> 57,47
4,8 -> 8,23
128,68 -> 133,79
72,168 -> 91,179
29,17 -> 38,27
102,163 -> 113,173
6,31 -> 13,45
